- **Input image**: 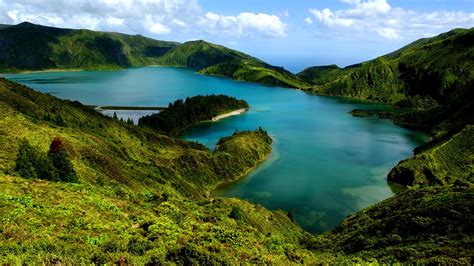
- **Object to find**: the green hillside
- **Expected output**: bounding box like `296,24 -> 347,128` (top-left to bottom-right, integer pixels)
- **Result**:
157,40 -> 309,88
299,28 -> 474,109
297,64 -> 351,85
0,22 -> 178,71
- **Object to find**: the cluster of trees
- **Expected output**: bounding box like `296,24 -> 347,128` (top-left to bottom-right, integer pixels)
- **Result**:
14,137 -> 78,182
113,112 -> 134,125
138,95 -> 248,135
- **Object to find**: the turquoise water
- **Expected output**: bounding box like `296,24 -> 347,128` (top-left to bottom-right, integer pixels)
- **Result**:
5,67 -> 427,233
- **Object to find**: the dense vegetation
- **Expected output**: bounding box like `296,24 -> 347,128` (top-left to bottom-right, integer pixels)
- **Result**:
0,78 -> 333,264
15,137 -> 78,183
297,64 -> 352,85
0,22 -> 178,71
138,94 -> 249,135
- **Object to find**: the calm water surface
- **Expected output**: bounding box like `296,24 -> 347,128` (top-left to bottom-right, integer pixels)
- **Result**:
6,67 -> 427,233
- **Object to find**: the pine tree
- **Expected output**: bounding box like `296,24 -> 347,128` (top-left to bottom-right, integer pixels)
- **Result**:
34,154 -> 59,181
113,112 -> 118,120
55,115 -> 65,127
14,139 -> 38,179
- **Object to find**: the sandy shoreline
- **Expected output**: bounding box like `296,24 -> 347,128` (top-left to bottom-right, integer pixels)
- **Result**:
211,108 -> 247,122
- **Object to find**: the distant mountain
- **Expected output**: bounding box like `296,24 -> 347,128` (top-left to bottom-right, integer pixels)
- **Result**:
0,22 -> 178,70
0,22 -> 307,88
157,40 -> 308,88
298,28 -> 474,110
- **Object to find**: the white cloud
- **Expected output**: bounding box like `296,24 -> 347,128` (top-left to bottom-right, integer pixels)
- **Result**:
308,0 -> 474,40
200,12 -> 287,37
304,17 -> 313,25
145,15 -> 171,34
309,8 -> 354,27
374,27 -> 398,39
106,16 -> 124,27
0,0 -> 287,38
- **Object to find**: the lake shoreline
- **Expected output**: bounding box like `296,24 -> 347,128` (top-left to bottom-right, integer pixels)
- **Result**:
5,67 -> 428,234
211,108 -> 248,122
208,134 -> 274,196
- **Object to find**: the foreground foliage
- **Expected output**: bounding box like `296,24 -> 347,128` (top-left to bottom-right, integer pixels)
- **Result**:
15,137 -> 78,183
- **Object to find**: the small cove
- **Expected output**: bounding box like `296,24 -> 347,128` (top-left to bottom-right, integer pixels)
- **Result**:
5,67 -> 428,233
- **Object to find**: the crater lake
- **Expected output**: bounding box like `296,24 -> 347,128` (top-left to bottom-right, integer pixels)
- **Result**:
5,67 -> 427,233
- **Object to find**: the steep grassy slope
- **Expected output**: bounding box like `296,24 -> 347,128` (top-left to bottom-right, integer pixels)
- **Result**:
0,22 -> 178,71
157,40 -> 309,88
299,28 -> 473,109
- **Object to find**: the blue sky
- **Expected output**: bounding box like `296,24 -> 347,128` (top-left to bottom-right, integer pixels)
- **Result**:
1,0 -> 472,72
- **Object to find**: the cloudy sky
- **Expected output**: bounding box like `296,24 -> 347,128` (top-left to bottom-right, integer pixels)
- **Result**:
0,0 -> 473,72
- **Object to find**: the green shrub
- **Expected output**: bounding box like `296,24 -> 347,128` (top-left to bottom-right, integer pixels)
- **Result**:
229,206 -> 245,221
